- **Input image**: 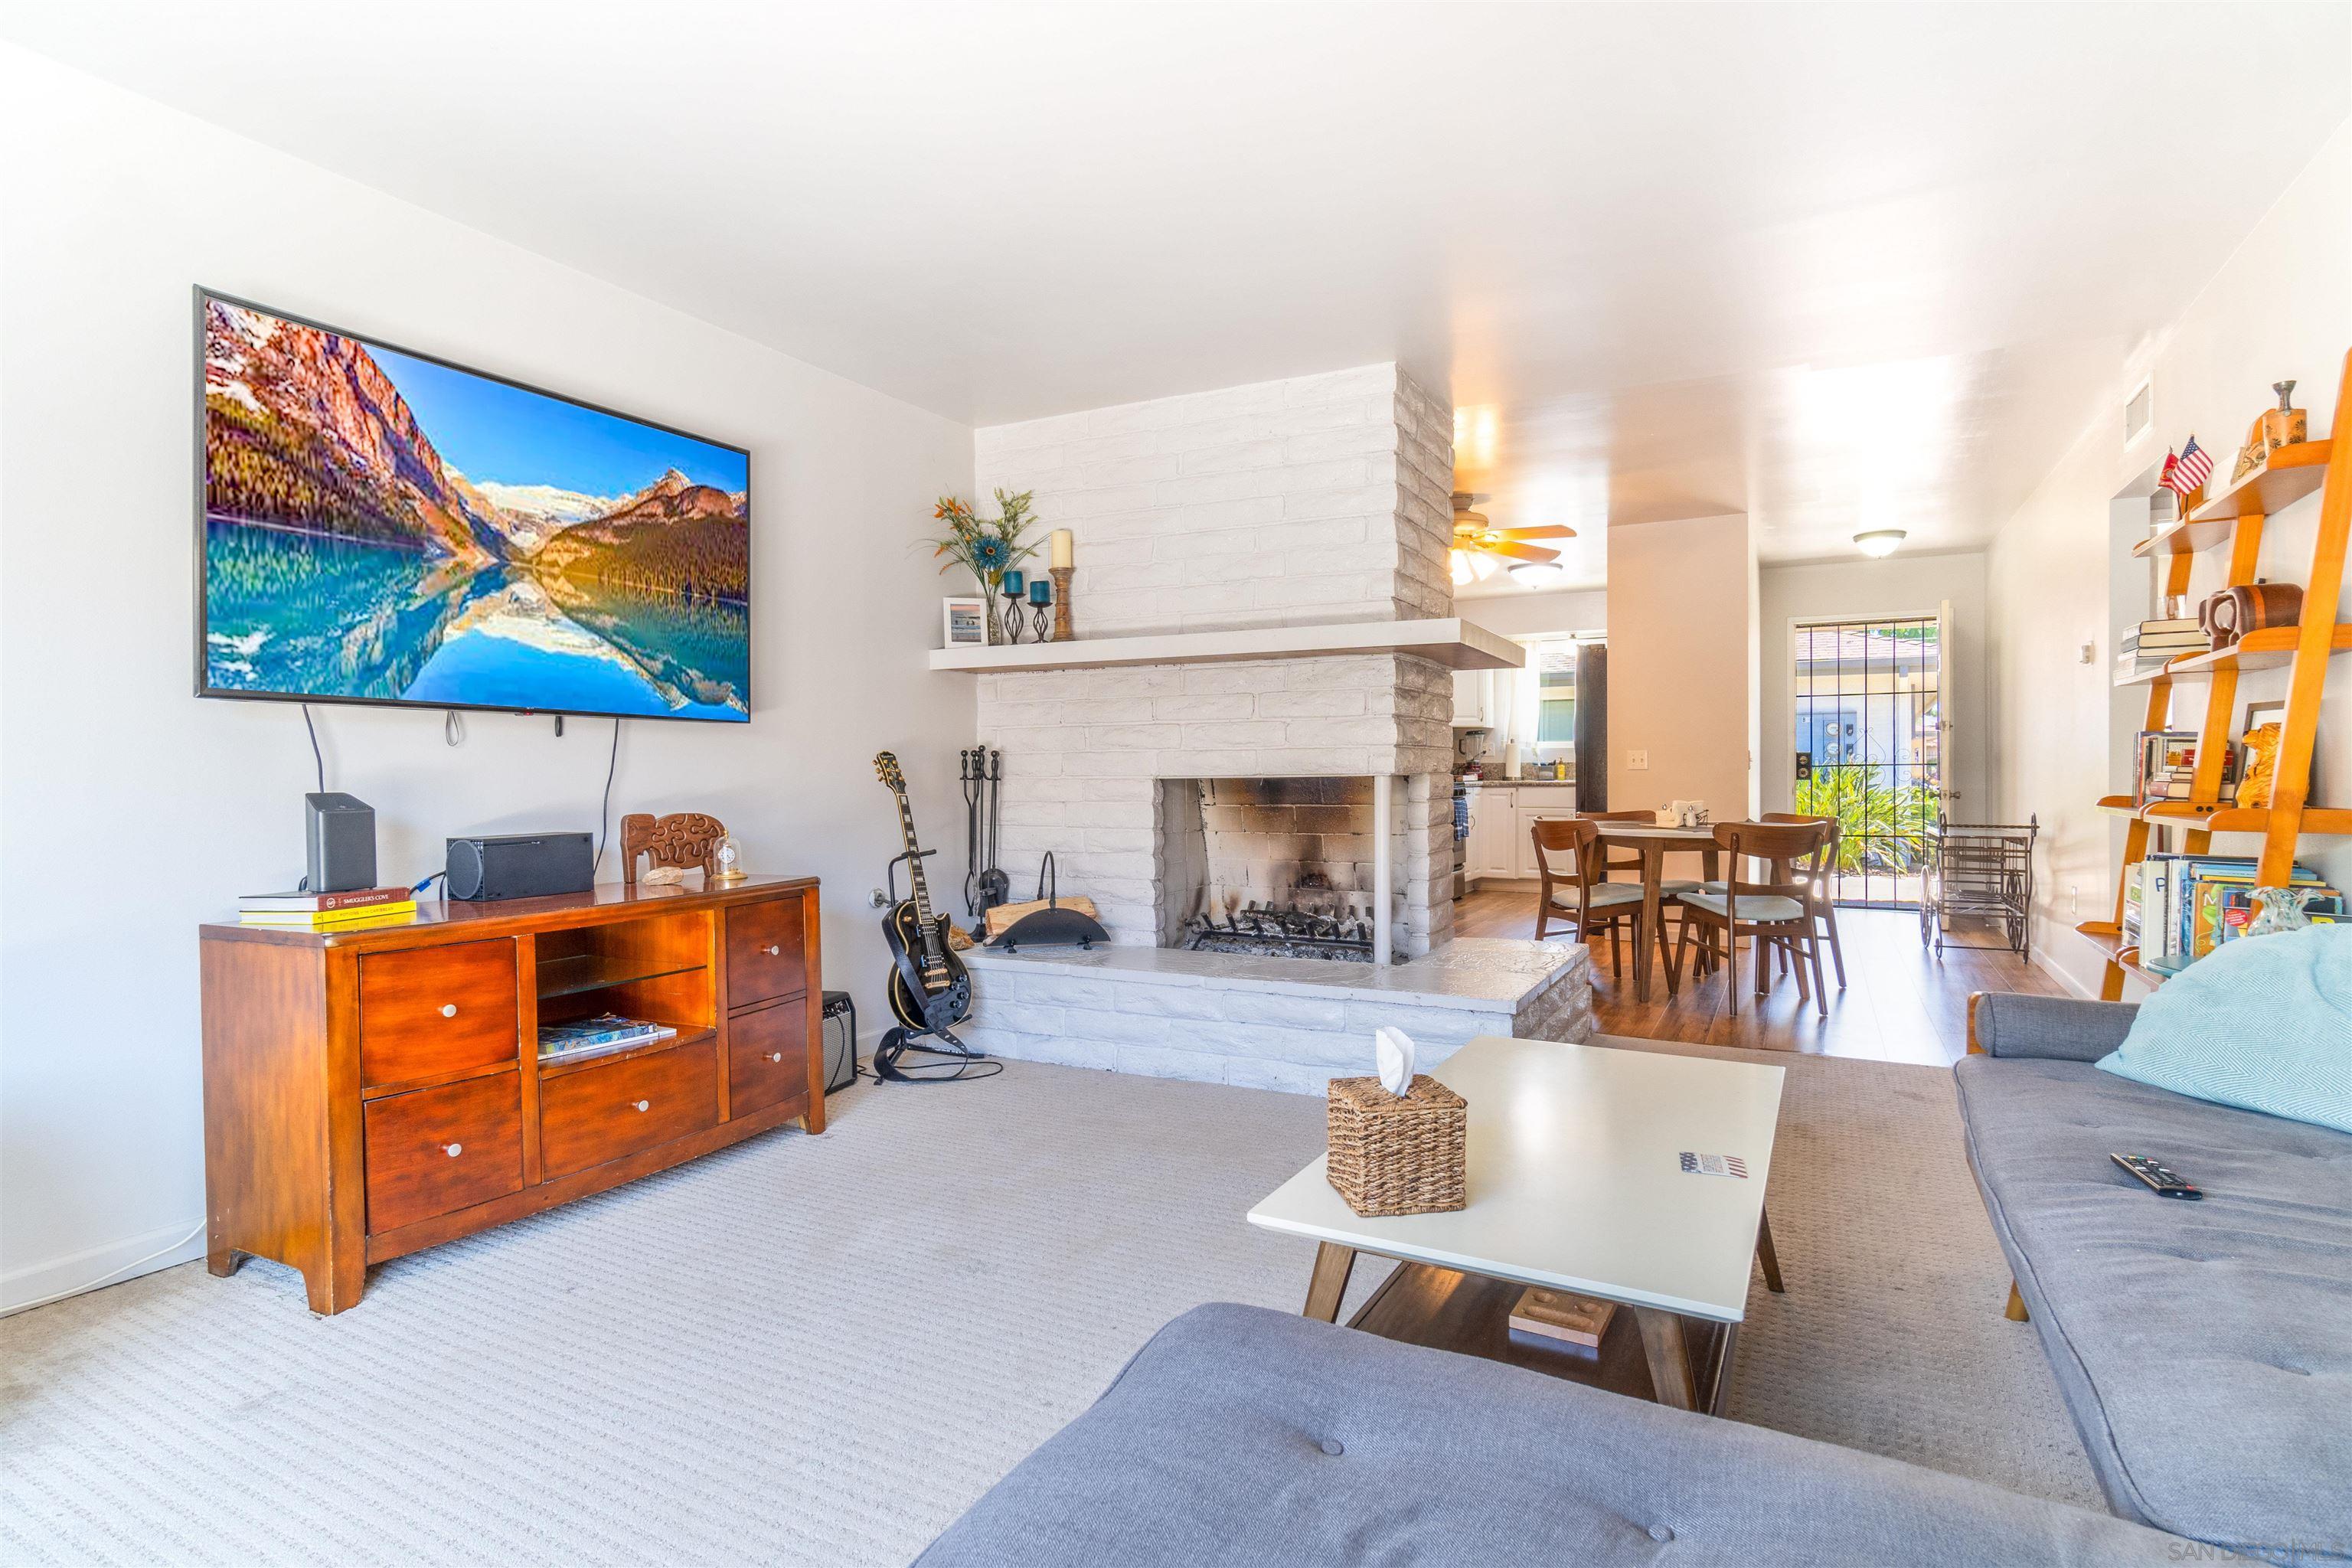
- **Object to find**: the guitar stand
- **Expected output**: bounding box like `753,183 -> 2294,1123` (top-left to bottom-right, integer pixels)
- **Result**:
871,1022 -> 1000,1084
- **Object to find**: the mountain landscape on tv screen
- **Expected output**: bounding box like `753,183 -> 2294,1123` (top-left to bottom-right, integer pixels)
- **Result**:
201,299 -> 750,720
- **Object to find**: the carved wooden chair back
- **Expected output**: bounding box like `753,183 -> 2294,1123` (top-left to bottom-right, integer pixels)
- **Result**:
1576,808 -> 1657,880
1710,818 -> 1831,908
619,812 -> 728,889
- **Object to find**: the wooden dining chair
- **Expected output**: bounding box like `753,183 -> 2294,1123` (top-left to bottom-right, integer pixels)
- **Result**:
1762,812 -> 1847,989
1530,818 -> 1664,984
1668,819 -> 1833,1017
1579,809 -> 1710,977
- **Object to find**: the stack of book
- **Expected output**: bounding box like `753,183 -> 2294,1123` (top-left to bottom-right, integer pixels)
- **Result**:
2115,617 -> 2209,680
239,885 -> 418,928
537,1013 -> 679,1065
2132,729 -> 2236,805
2123,853 -> 2341,974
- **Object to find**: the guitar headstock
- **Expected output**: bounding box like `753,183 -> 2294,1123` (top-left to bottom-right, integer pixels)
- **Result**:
874,751 -> 906,792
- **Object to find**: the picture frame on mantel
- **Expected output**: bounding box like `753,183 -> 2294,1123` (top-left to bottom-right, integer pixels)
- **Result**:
942,596 -> 988,647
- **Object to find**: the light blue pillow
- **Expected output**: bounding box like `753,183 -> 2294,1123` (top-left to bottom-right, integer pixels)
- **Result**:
2097,926 -> 2352,1133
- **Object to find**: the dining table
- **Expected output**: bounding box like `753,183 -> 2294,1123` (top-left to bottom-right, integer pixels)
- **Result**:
1590,822 -> 1723,1002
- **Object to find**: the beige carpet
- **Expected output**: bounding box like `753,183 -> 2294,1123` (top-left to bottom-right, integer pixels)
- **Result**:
0,1047 -> 2100,1566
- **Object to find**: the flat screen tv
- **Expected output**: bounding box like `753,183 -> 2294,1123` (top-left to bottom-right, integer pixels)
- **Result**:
196,289 -> 750,722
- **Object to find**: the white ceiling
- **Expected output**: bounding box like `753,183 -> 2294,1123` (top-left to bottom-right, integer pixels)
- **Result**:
9,2 -> 2348,579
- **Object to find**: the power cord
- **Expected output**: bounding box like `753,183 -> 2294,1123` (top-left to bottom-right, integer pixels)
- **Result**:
16,1219 -> 207,1314
592,717 -> 621,875
301,704 -> 325,792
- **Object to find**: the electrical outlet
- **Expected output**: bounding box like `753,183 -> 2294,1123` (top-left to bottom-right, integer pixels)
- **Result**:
1628,750 -> 1649,770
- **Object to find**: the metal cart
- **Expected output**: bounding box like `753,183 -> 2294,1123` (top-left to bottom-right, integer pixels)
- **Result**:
1919,814 -> 2039,959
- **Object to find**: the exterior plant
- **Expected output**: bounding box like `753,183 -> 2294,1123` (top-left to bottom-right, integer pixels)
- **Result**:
926,488 -> 1043,644
1795,769 -> 1939,873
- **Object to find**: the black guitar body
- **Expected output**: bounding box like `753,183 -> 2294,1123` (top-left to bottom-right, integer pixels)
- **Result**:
884,900 -> 972,1031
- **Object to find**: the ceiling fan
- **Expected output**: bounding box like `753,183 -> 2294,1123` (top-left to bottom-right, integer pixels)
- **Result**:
1451,492 -> 1576,567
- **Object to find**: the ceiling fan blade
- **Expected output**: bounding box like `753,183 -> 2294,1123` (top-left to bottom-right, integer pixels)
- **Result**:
1478,540 -> 1562,564
1488,525 -> 1578,541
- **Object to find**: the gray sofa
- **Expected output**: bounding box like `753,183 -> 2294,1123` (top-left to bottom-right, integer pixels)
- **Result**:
918,1303 -> 2178,1566
1958,991 -> 2352,1565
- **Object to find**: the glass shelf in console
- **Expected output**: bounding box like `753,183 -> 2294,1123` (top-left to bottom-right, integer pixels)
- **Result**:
534,952 -> 706,1001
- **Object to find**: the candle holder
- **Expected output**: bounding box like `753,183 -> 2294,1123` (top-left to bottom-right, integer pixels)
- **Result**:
1050,566 -> 1075,642
999,573 -> 1028,644
1027,580 -> 1053,643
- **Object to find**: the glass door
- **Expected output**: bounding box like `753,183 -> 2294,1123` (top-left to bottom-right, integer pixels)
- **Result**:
1792,614 -> 1944,906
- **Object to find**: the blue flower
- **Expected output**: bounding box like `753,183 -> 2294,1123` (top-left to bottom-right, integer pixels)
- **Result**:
970,534 -> 1012,574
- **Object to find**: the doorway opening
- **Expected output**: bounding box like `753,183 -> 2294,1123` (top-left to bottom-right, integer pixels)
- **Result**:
1792,614 -> 1944,907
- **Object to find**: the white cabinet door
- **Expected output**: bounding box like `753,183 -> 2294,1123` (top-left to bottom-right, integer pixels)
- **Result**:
1514,795 -> 1579,880
1467,789 -> 1514,877
1452,669 -> 1492,727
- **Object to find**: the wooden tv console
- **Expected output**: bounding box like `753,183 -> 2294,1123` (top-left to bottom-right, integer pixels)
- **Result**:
199,875 -> 823,1315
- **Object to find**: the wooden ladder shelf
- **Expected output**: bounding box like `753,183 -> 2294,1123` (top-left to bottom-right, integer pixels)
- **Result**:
2078,347 -> 2351,996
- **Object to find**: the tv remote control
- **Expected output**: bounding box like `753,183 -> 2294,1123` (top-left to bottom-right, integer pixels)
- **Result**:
2111,1153 -> 2201,1199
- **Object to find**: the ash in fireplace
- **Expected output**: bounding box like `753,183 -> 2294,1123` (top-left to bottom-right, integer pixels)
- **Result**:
1183,901 -> 1374,962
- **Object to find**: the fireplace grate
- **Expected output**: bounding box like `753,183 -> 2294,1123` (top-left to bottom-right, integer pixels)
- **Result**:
1183,903 -> 1374,962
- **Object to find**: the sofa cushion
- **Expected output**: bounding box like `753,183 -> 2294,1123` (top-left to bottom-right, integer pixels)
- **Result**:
918,1302 -> 2177,1567
2098,926 -> 2352,1134
1955,1054 -> 2352,1561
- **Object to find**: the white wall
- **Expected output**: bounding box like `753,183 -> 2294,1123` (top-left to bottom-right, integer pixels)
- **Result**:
1987,119 -> 2352,998
1454,586 -> 1607,639
0,49 -> 977,1312
1758,553 -> 1989,818
1606,514 -> 1756,818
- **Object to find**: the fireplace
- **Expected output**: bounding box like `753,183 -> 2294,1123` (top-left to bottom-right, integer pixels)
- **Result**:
1155,778 -> 1387,960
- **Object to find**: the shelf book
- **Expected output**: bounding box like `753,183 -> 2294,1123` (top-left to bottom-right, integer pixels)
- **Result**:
2083,346 -> 2350,999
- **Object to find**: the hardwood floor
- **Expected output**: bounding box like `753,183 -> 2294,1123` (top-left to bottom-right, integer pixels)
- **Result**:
1455,885 -> 2066,1067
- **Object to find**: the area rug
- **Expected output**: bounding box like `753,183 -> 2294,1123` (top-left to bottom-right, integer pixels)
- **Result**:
0,1046 -> 2100,1565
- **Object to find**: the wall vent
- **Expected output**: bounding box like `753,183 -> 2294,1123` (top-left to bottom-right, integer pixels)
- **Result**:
2123,380 -> 2154,448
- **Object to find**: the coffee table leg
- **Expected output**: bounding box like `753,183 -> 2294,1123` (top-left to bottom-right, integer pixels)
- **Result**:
1756,1205 -> 1785,1293
1632,1307 -> 1697,1410
1302,1242 -> 1357,1322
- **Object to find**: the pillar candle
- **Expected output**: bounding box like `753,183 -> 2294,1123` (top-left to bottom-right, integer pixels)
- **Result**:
1028,578 -> 1051,605
1001,569 -> 1024,596
1049,528 -> 1074,570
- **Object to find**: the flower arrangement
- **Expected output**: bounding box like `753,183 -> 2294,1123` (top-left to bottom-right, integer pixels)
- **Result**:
927,488 -> 1042,644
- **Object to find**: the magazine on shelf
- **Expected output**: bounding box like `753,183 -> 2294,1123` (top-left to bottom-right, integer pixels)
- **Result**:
537,1013 -> 678,1063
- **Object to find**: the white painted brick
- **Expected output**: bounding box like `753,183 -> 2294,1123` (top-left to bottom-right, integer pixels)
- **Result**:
1215,989 -> 1348,1030
1180,720 -> 1291,749
1057,1005 -> 1172,1045
1148,692 -> 1257,722
1178,438 -> 1289,476
1255,689 -> 1370,720
1224,1057 -> 1339,1096
1114,1044 -> 1230,1083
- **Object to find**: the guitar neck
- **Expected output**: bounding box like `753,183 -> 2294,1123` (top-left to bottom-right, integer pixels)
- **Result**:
894,790 -> 934,923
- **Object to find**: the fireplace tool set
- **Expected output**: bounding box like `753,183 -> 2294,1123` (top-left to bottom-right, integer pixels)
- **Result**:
960,746 -> 1007,922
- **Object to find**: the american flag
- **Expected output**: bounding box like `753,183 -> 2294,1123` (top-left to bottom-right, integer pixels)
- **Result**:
2165,436 -> 2214,495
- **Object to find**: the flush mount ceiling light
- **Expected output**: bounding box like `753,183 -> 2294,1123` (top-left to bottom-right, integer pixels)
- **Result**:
1508,560 -> 1568,588
1854,529 -> 1908,557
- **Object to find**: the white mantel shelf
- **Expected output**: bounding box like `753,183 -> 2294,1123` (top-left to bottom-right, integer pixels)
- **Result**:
928,617 -> 1525,674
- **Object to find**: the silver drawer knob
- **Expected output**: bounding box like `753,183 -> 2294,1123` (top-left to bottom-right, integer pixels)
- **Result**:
442,1143 -> 462,1158
763,944 -> 782,956
767,1052 -> 783,1063
633,1099 -> 651,1112
439,1003 -> 458,1018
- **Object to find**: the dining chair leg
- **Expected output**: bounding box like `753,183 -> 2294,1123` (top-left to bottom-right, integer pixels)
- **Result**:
1806,932 -> 1829,1017
1536,898 -> 1550,941
1754,933 -> 1769,998
1821,903 -> 1847,988
1791,939 -> 1811,1003
1671,915 -> 1690,991
1723,928 -> 1740,1017
1609,921 -> 1622,978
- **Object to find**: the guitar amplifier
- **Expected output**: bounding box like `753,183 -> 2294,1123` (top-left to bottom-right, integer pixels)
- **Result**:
445,831 -> 595,901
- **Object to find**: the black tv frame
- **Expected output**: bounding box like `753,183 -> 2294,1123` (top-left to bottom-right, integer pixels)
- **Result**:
191,286 -> 752,724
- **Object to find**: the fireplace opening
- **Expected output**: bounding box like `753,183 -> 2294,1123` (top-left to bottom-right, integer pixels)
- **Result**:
1157,778 -> 1379,961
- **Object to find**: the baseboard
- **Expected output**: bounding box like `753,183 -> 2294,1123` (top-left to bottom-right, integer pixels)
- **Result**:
2,1218 -> 207,1318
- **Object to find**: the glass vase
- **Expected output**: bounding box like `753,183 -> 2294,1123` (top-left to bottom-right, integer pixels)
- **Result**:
980,576 -> 1004,645
2244,886 -> 2318,937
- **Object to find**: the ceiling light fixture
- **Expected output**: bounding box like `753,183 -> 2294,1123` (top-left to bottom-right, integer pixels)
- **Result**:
1853,529 -> 1907,558
1508,560 -> 1568,589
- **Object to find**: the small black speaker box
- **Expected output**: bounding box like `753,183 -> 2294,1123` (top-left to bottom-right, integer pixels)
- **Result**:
446,831 -> 596,901
305,792 -> 377,893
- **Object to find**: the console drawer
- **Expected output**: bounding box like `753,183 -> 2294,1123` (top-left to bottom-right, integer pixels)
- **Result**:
360,939 -> 518,1089
726,897 -> 808,1009
538,1038 -> 718,1178
729,1000 -> 810,1119
363,1070 -> 524,1233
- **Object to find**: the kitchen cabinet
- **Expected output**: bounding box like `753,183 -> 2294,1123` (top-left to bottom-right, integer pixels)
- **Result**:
1464,787 -> 1517,880
1452,668 -> 1495,728
1512,787 -> 1578,880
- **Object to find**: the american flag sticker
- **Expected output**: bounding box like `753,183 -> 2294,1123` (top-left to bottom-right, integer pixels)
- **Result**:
1679,1152 -> 1749,1178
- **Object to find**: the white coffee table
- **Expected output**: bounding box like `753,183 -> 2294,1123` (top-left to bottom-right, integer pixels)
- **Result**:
1246,1034 -> 1785,1411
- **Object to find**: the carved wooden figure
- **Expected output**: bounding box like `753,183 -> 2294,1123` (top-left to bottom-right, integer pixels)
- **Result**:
620,812 -> 730,888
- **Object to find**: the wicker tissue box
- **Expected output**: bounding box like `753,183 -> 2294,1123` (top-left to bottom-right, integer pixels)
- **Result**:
1326,1073 -> 1467,1217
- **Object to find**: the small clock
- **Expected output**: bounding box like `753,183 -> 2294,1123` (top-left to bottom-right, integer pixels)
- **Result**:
713,834 -> 747,883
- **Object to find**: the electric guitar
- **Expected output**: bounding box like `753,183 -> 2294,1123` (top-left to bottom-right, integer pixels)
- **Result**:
874,751 -> 973,1034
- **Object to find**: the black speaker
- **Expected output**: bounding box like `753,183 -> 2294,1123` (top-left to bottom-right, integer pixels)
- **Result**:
305,792 -> 377,893
446,831 -> 596,901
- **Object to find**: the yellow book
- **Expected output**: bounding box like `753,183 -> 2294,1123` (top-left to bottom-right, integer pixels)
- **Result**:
240,902 -> 418,927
